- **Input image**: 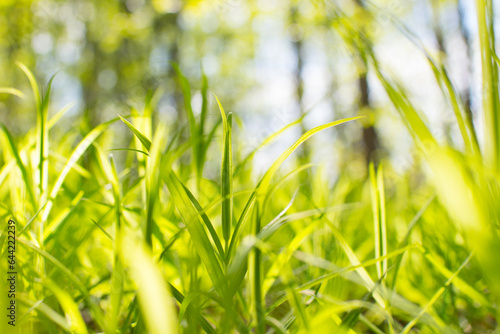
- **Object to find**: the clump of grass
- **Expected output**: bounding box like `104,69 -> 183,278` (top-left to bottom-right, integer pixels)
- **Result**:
1,3 -> 500,332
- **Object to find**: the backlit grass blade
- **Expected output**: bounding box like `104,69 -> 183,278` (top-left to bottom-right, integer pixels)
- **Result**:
172,63 -> 201,181
423,251 -> 490,308
97,147 -> 124,334
215,95 -> 233,251
180,181 -> 225,258
401,252 -> 474,334
476,0 -> 500,170
145,122 -> 167,247
0,87 -> 25,98
120,235 -> 178,334
18,239 -> 106,329
42,118 -> 118,222
233,112 -> 308,177
168,284 -> 216,334
118,115 -> 152,151
390,195 -> 435,291
369,163 -> 387,280
163,170 -> 226,298
0,123 -> 37,208
47,102 -> 76,129
17,296 -> 71,332
227,116 -> 363,260
43,279 -> 88,334
38,72 -> 57,204
16,62 -> 40,109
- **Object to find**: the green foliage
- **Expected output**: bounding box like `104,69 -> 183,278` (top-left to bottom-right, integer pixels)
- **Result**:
1,2 -> 500,333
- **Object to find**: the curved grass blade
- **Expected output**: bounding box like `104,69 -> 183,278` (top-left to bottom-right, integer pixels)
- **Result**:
163,170 -> 226,298
0,124 -> 37,209
120,235 -> 178,334
227,116 -> 363,260
401,252 -> 474,334
17,239 -> 106,329
0,87 -> 25,98
215,96 -> 233,250
16,62 -> 40,109
17,296 -> 71,332
43,279 -> 88,334
42,118 -> 118,222
118,115 -> 152,151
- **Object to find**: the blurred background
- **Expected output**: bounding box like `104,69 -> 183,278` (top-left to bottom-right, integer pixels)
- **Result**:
0,0 -> 481,180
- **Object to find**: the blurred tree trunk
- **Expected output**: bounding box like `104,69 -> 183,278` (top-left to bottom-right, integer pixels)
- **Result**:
457,0 -> 477,141
290,4 -> 314,196
290,5 -> 310,164
354,0 -> 381,167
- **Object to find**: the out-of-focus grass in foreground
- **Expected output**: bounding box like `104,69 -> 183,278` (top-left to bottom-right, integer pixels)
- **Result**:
1,1 -> 500,333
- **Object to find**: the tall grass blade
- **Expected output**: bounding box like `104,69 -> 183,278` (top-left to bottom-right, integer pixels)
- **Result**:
215,96 -> 233,251
43,279 -> 88,334
120,235 -> 178,334
118,115 -> 152,151
227,116 -> 363,260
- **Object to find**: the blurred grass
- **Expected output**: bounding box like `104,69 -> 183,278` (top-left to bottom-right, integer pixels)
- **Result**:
0,1 -> 499,333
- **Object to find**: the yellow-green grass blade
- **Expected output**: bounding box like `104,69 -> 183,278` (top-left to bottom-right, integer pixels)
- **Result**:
41,118 -> 118,222
168,284 -> 216,334
233,112 -> 308,177
227,204 -> 357,297
118,115 -> 152,151
0,124 -> 37,209
120,235 -> 178,334
172,63 -> 201,180
369,163 -> 381,278
370,163 -> 387,280
476,0 -> 500,170
109,148 -> 149,156
227,116 -> 363,261
145,122 -> 167,247
179,180 -> 225,259
163,170 -> 226,298
97,148 -> 124,334
215,95 -> 233,250
263,219 -> 320,297
401,252 -> 473,334
385,14 -> 480,157
390,195 -> 435,291
16,62 -> 41,109
34,72 -> 57,211
43,279 -> 88,334
18,239 -> 106,329
423,251 -> 490,308
0,87 -> 25,98
17,296 -> 71,332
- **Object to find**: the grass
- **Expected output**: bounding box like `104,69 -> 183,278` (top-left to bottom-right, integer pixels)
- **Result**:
1,1 -> 500,333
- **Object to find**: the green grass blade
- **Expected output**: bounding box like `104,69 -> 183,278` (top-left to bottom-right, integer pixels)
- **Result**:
120,235 -> 178,334
17,296 -> 71,332
43,279 -> 88,334
0,87 -> 25,98
18,239 -> 105,329
227,116 -> 363,260
163,170 -> 226,298
16,62 -> 41,109
0,123 -> 37,209
401,252 -> 474,334
118,115 -> 152,151
172,63 -> 201,180
42,118 -> 118,222
476,0 -> 500,169
144,122 -> 167,247
215,95 -> 233,250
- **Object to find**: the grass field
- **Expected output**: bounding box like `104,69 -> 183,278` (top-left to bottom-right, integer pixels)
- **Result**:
1,1 -> 500,333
